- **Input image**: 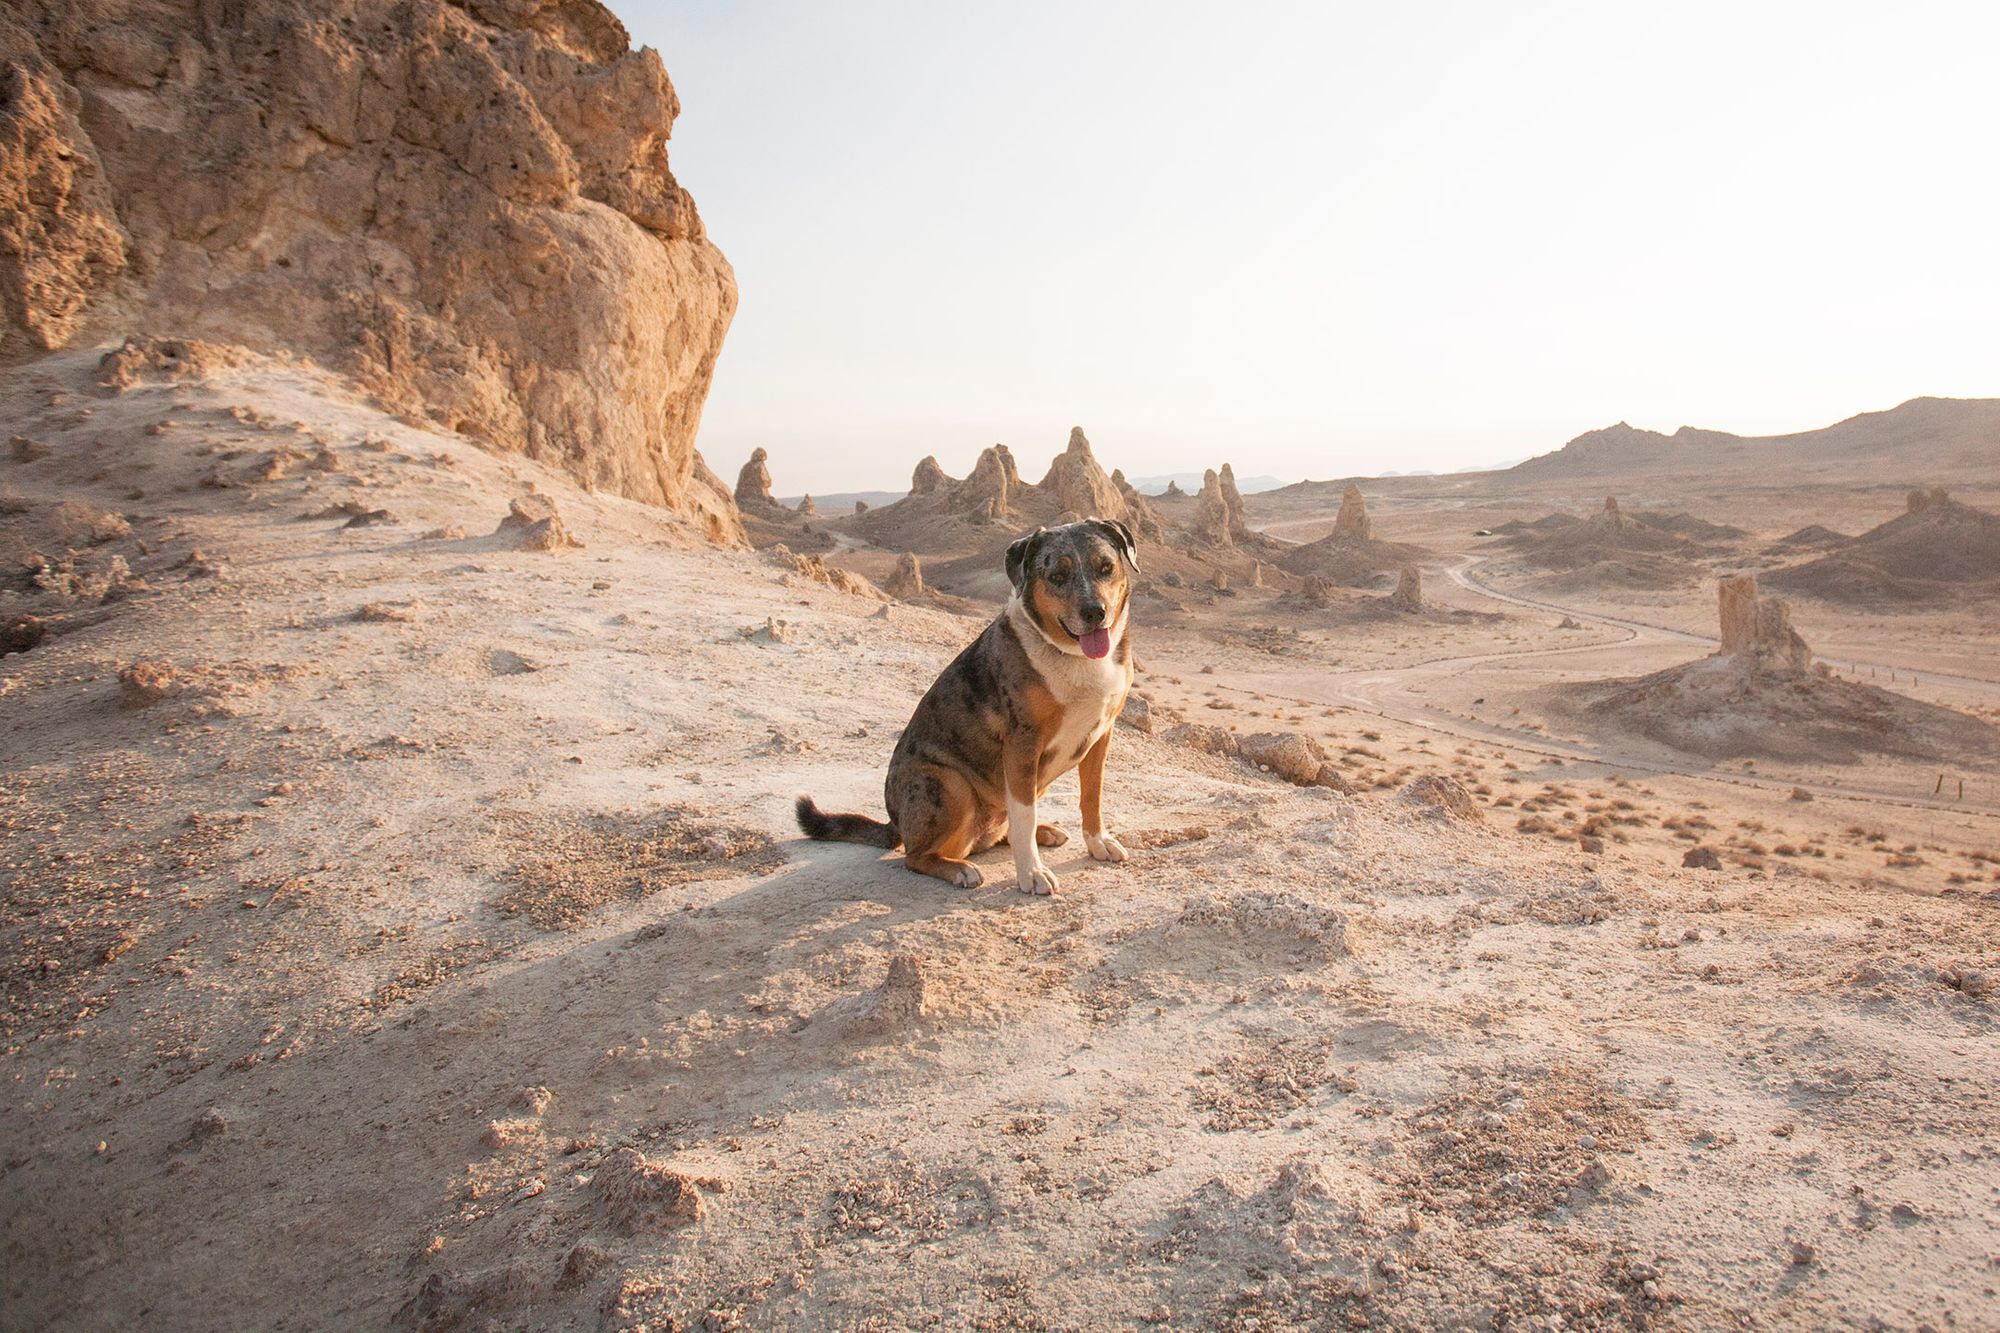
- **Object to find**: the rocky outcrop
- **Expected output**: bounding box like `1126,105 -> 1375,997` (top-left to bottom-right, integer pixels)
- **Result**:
869,428 -> 1160,544
911,456 -> 951,495
882,551 -> 925,600
735,448 -> 779,510
796,494 -> 817,518
2,0 -> 740,538
0,24 -> 126,356
1218,465 -> 1250,542
1389,565 -> 1422,612
1040,428 -> 1162,535
1109,468 -> 1163,540
1716,575 -> 1810,673
956,445 -> 1019,515
1768,490 -> 2000,603
1192,469 -> 1231,548
1332,484 -> 1370,541
1276,485 -> 1427,585
1189,466 -> 1251,550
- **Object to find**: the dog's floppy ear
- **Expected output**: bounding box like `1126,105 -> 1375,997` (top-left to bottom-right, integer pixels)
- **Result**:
1089,517 -> 1141,574
1005,526 -> 1048,590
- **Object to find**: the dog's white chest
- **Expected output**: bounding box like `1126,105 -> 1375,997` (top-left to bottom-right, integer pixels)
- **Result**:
1036,649 -> 1128,774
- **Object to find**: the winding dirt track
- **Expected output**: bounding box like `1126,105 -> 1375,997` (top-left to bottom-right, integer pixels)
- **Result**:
1214,556 -> 2000,817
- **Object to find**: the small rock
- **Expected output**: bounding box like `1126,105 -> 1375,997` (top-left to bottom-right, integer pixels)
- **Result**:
1683,846 -> 1724,871
1790,1241 -> 1816,1266
1399,774 -> 1483,822
1118,693 -> 1155,734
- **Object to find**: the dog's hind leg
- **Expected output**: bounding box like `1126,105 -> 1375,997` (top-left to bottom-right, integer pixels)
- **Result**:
894,764 -> 985,890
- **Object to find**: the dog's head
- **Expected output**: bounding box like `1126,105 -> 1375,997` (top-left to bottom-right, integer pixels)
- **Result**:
1006,518 -> 1140,660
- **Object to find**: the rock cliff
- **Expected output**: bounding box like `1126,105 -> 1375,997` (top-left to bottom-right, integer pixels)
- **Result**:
1,0 -> 740,538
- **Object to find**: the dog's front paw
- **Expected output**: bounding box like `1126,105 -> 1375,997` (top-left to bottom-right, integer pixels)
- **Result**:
953,862 -> 985,890
1085,831 -> 1128,863
1020,865 -> 1061,896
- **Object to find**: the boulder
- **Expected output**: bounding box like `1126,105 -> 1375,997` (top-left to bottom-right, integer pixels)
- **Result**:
1398,774 -> 1483,821
3,0 -> 740,537
1162,722 -> 1239,758
1237,731 -> 1325,785
495,492 -> 582,552
1117,693 -> 1155,734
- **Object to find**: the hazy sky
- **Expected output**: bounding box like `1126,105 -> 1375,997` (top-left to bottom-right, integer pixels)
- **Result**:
624,2 -> 1999,495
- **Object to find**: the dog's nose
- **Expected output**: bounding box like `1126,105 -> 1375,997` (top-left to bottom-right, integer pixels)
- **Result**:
1079,602 -> 1106,628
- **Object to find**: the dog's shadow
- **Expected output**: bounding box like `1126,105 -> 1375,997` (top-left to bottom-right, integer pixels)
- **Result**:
750,832 -> 1120,915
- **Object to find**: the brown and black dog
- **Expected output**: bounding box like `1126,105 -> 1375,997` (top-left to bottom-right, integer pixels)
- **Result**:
796,518 -> 1138,894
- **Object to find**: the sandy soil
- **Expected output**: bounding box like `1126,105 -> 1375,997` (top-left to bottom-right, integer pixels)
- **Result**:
4,350 -> 1998,1331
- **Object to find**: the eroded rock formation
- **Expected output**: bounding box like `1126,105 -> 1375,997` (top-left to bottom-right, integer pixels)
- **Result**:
1332,484 -> 1370,541
1389,565 -> 1422,612
874,428 -> 1159,540
882,551 -> 924,600
2,0 -> 740,537
911,456 -> 950,495
735,448 -> 778,509
1716,574 -> 1810,673
956,445 -> 1019,515
1188,464 -> 1254,549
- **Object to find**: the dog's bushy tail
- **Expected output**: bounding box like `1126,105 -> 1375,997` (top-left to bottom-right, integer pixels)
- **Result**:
795,794 -> 902,849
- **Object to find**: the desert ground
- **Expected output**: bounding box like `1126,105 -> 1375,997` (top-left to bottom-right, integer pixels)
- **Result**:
5,345 -> 1999,1333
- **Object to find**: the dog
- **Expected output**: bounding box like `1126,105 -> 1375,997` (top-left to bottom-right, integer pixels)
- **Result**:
796,517 -> 1139,894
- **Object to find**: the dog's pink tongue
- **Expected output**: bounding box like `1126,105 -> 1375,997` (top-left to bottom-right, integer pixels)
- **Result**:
1080,627 -> 1112,660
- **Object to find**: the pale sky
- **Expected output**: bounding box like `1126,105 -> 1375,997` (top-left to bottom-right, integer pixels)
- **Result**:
624,2 -> 2000,496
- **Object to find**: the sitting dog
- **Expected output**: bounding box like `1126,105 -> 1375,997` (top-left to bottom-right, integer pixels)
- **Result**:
797,517 -> 1138,894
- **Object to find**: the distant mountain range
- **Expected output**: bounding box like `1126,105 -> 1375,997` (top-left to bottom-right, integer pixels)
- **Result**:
1509,397 -> 2000,481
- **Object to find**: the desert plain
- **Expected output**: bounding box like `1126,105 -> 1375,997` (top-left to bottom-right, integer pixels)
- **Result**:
5,344 -> 1999,1332
4,2 -> 1999,1330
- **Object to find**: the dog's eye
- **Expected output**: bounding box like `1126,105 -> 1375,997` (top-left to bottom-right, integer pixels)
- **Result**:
1047,567 -> 1069,586
1096,561 -> 1114,577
